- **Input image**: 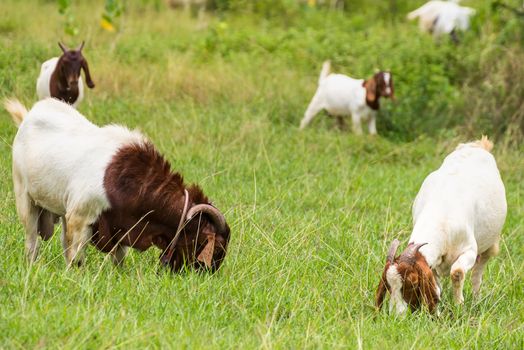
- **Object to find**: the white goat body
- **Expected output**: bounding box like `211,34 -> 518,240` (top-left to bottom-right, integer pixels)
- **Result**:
10,98 -> 144,263
300,61 -> 393,135
382,138 -> 507,314
410,139 -> 506,305
407,1 -> 475,38
36,57 -> 85,108
13,98 -> 142,217
411,140 -> 506,270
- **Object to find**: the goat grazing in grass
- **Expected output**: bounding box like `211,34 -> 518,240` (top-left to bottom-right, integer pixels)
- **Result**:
407,1 -> 476,42
300,61 -> 394,135
376,137 -> 507,314
36,42 -> 95,108
4,98 -> 230,272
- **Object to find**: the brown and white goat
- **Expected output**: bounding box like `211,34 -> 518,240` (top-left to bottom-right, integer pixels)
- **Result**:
300,61 -> 394,135
376,138 -> 506,314
4,98 -> 230,272
36,42 -> 95,108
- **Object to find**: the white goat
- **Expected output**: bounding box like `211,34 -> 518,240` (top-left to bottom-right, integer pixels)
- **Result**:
376,137 -> 507,314
300,61 -> 394,135
407,1 -> 476,41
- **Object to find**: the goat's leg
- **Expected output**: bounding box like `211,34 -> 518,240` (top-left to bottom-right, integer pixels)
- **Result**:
335,116 -> 348,131
110,245 -> 128,266
450,246 -> 477,304
472,243 -> 499,297
13,171 -> 40,262
64,213 -> 93,267
60,216 -> 68,260
300,91 -> 324,129
367,113 -> 377,135
18,195 -> 40,263
351,113 -> 363,135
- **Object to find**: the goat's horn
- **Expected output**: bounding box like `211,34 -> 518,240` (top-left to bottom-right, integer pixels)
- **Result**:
402,242 -> 428,261
387,239 -> 400,263
77,41 -> 85,51
187,204 -> 226,233
58,42 -> 68,53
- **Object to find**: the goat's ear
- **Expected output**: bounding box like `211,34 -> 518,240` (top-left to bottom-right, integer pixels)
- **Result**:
375,268 -> 388,310
405,271 -> 419,287
420,270 -> 439,313
81,58 -> 95,88
364,78 -> 377,102
197,234 -> 215,268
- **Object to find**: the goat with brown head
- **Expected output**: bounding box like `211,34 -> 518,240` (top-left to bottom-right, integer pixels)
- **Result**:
363,71 -> 395,110
90,142 -> 231,273
300,61 -> 396,135
375,239 -> 440,314
49,41 -> 95,105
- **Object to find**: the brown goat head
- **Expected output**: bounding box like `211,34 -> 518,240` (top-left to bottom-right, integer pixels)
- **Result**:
91,142 -> 231,274
363,71 -> 395,110
56,41 -> 95,91
162,205 -> 231,272
375,240 -> 439,314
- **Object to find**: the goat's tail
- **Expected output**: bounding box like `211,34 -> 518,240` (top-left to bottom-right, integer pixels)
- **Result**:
477,135 -> 494,152
319,60 -> 331,84
3,98 -> 28,127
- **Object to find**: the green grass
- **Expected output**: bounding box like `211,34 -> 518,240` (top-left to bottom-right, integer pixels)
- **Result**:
0,0 -> 523,348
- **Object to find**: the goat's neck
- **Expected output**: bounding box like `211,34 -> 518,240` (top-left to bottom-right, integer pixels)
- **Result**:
409,221 -> 446,269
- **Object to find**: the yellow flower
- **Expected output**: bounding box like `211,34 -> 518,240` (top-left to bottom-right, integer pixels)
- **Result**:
100,18 -> 116,32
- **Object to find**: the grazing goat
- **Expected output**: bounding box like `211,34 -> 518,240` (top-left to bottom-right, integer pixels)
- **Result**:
376,137 -> 507,314
36,42 -> 95,108
4,98 -> 230,272
300,61 -> 394,135
407,1 -> 476,42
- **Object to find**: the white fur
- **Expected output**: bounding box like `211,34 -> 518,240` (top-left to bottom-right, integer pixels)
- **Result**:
407,1 -> 475,38
386,265 -> 408,314
36,57 -> 85,108
389,140 -> 507,314
9,98 -> 145,265
300,61 -> 386,135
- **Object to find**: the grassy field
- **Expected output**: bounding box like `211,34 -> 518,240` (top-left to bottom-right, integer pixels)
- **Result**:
1,0 -> 523,348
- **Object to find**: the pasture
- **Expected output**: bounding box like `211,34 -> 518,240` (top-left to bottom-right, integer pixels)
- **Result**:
0,0 -> 523,348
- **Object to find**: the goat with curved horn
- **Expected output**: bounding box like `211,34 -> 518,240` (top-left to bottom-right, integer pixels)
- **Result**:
399,242 -> 428,263
187,204 -> 227,233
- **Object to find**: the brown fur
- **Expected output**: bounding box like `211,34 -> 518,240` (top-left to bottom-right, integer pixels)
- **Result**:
363,72 -> 395,110
50,42 -> 95,105
375,262 -> 391,310
37,207 -> 55,241
90,142 -> 230,272
376,245 -> 439,313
